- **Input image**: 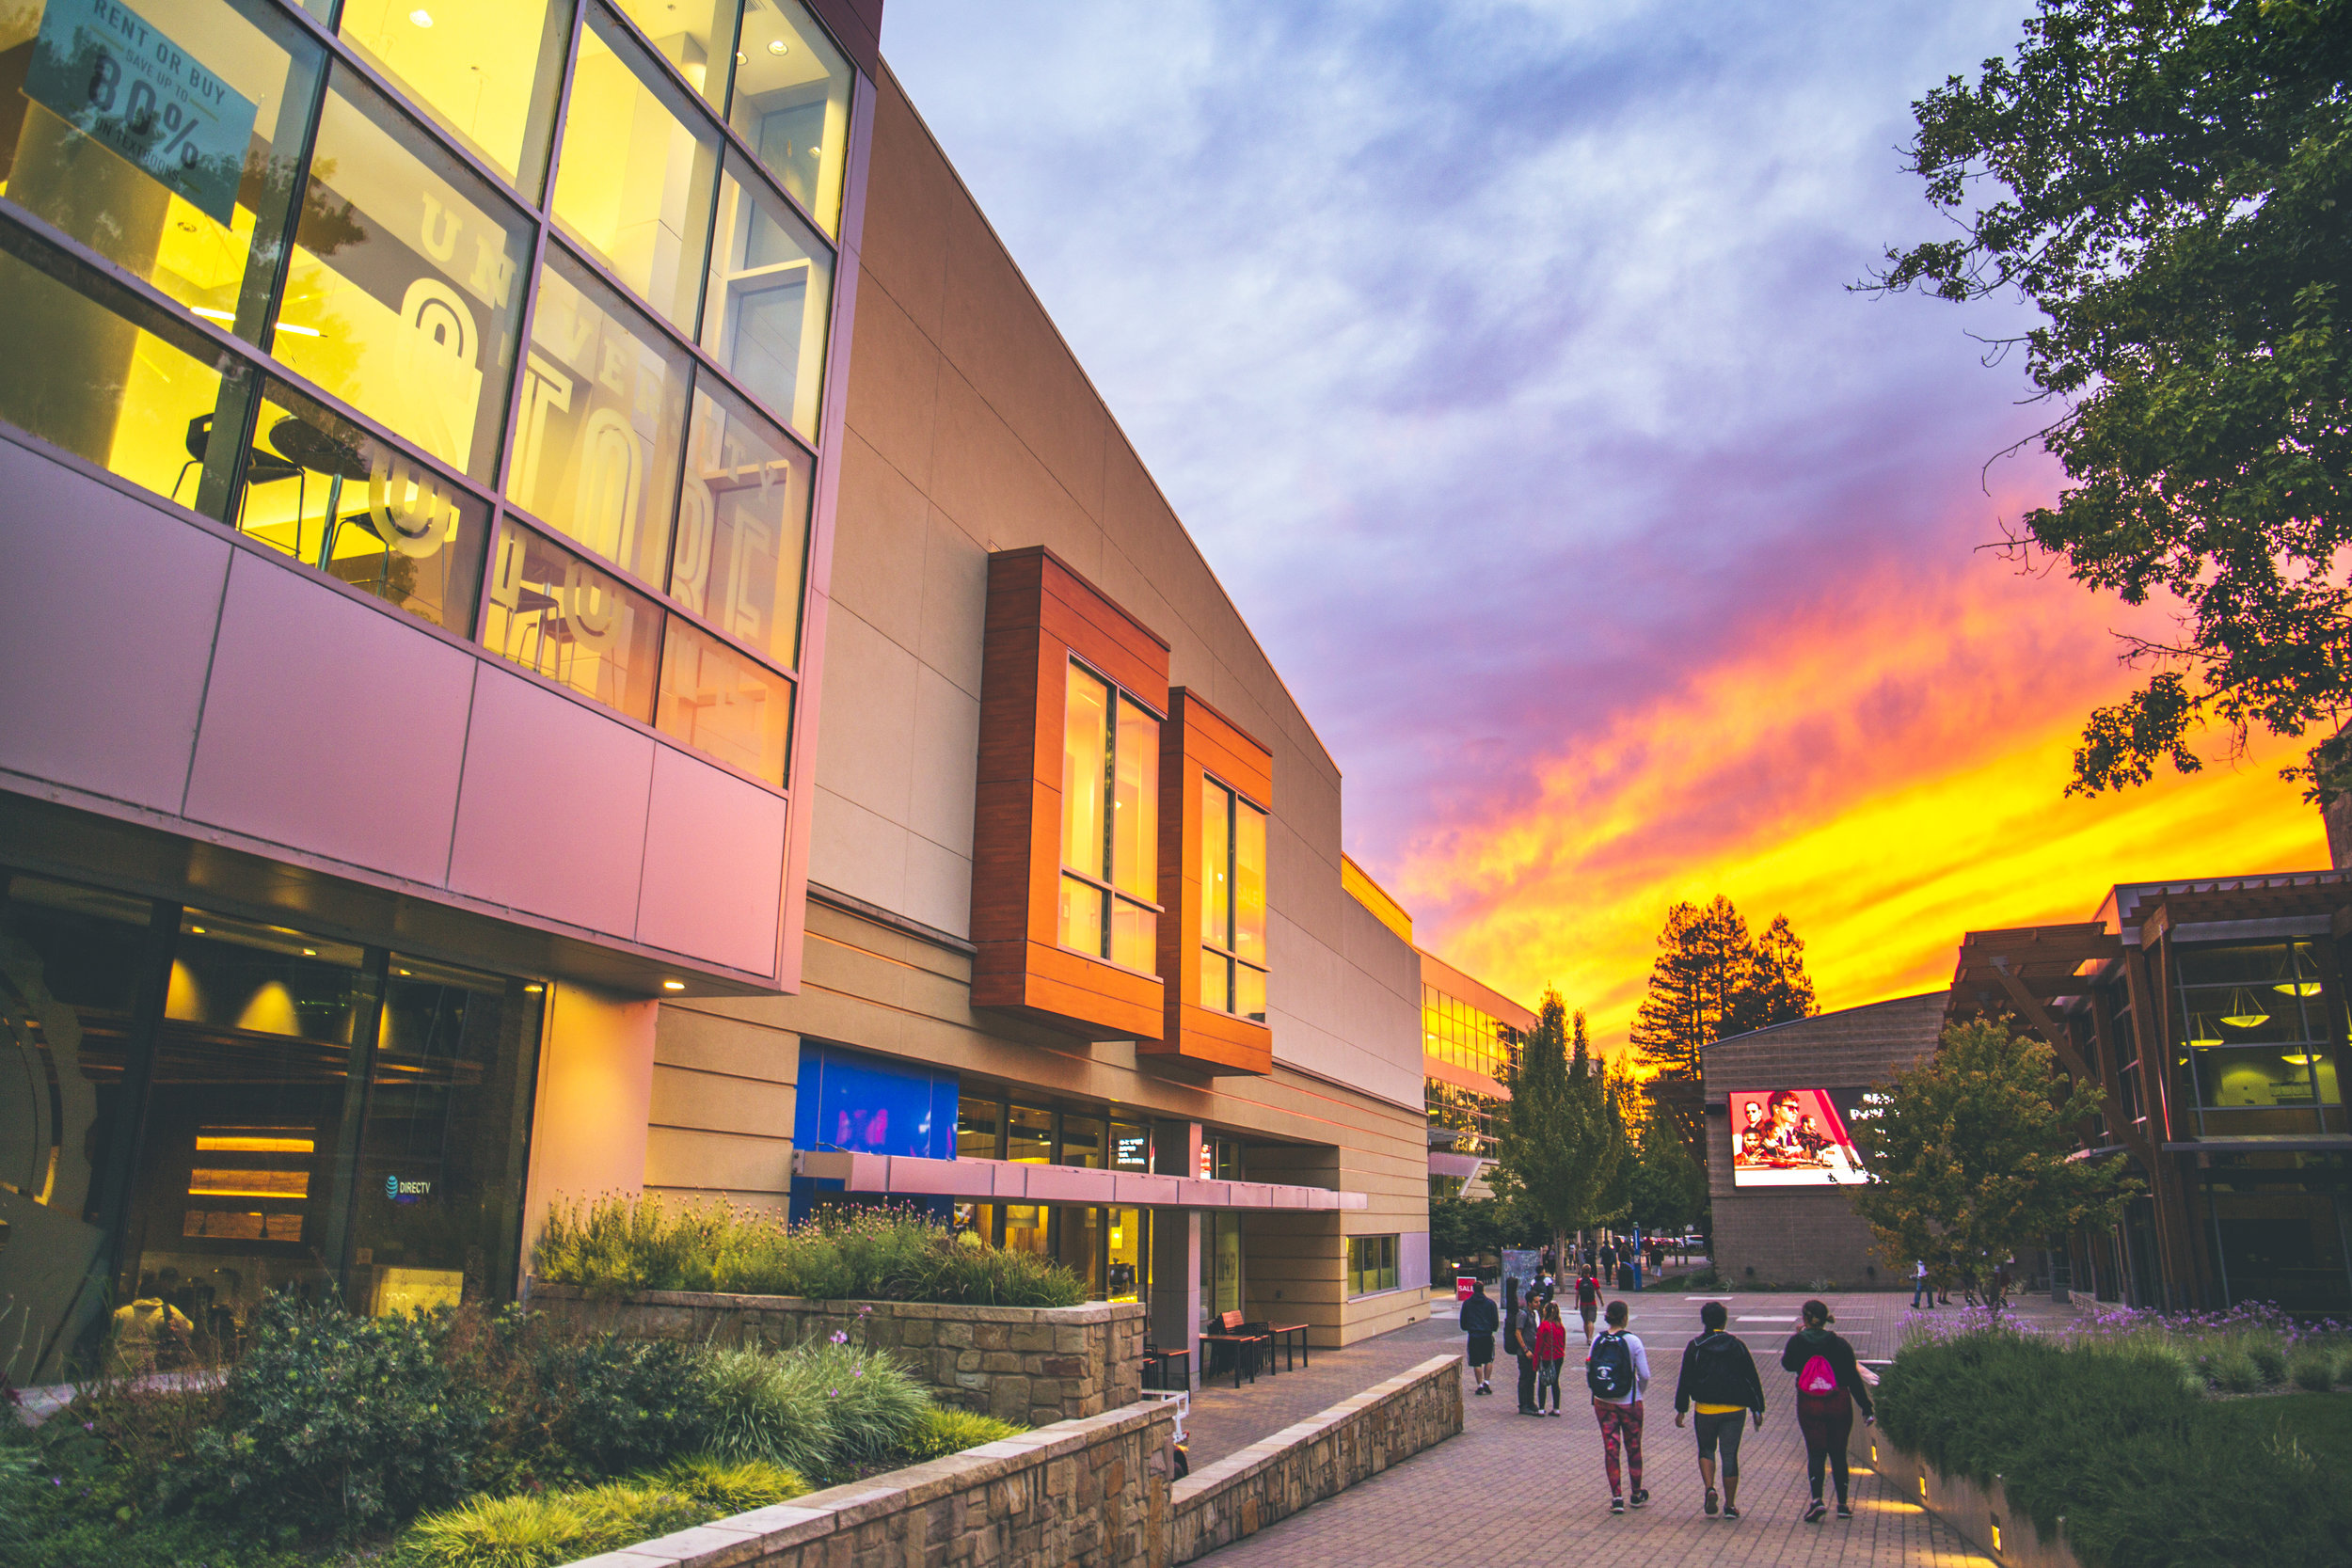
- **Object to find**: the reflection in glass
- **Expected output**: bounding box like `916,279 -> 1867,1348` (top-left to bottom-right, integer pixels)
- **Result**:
671,381 -> 811,664
1112,699 -> 1157,901
339,0 -> 569,193
654,615 -> 792,784
728,0 -> 850,235
1007,1104 -> 1051,1164
1059,874 -> 1104,958
237,381 -> 487,629
1199,778 -> 1267,1019
1062,665 -> 1108,887
1106,1206 -> 1144,1302
1003,1203 -> 1046,1256
1234,797 -> 1265,967
700,151 -> 833,436
483,520 -> 662,721
956,1095 -> 1002,1160
0,238 -> 238,512
613,0 -> 738,109
277,69 -> 532,483
0,0 -> 322,341
349,956 -> 541,1313
1058,1117 -> 1105,1169
1058,1202 -> 1100,1291
507,245 -> 691,585
551,7 -> 720,330
1200,778 -> 1229,950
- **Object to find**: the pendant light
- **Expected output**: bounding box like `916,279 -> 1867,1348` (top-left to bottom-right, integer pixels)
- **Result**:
2186,1013 -> 2223,1048
2217,988 -> 2270,1029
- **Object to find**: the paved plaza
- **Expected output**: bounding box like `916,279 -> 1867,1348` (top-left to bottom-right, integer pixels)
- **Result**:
1193,1289 -> 2088,1566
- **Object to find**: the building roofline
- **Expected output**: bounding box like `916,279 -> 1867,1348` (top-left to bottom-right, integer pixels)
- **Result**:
1700,990 -> 1947,1053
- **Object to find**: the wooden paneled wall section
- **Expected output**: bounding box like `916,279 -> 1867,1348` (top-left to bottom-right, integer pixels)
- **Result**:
1150,688 -> 1274,1077
971,547 -> 1170,1041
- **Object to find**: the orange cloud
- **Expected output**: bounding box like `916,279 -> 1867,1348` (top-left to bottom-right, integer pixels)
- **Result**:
1394,549 -> 2328,1055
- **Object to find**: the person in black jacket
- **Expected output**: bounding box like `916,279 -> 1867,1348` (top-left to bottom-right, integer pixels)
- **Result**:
1780,1299 -> 1874,1523
1671,1301 -> 1765,1520
1459,1278 -> 1499,1395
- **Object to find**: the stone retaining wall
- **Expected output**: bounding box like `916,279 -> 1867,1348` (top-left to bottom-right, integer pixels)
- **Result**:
569,1400 -> 1177,1568
1851,1421 -> 2083,1568
528,1282 -> 1146,1427
1168,1354 -> 1461,1563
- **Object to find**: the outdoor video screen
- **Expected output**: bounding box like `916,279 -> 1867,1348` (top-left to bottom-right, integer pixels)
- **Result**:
1728,1088 -> 1869,1186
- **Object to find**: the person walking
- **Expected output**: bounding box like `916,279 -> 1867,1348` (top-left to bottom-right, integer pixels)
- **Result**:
1575,1267 -> 1602,1344
1781,1299 -> 1874,1522
1672,1301 -> 1765,1520
1910,1259 -> 1931,1310
1585,1300 -> 1651,1513
1459,1277 -> 1499,1395
1534,1300 -> 1569,1415
1506,1277 -> 1540,1414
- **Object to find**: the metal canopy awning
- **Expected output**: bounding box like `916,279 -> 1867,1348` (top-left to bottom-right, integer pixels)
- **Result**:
791,1150 -> 1369,1211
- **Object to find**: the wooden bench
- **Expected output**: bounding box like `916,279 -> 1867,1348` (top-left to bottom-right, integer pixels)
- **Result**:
1198,1309 -> 1273,1388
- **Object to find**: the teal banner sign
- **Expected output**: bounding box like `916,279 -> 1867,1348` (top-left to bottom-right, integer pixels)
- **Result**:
24,0 -> 259,227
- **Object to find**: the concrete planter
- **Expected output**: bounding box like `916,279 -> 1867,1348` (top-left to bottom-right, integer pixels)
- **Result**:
527,1281 -> 1146,1428
1851,1422 -> 2085,1568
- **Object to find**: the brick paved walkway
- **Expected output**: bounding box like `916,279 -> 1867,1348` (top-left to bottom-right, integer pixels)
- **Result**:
1195,1290 -> 2090,1566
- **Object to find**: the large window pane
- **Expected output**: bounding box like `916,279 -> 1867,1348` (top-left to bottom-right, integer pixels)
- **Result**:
956,1096 -> 1002,1160
1059,873 -> 1104,959
1110,898 -> 1153,974
237,380 -> 488,631
507,245 -> 691,585
670,379 -> 810,665
482,519 -> 662,720
1235,960 -> 1265,1023
0,0 -> 323,340
654,614 -> 792,784
1200,779 -> 1229,947
1111,698 -> 1156,902
1006,1104 -> 1051,1165
1061,664 -> 1109,879
339,0 -> 568,194
278,70 -> 532,483
727,0 -> 850,237
1234,799 -> 1265,966
0,236 -> 239,511
613,0 -> 738,110
348,956 -> 541,1314
700,151 -> 832,437
551,6 -> 720,330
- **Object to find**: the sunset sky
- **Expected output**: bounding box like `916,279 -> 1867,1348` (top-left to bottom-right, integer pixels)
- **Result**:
882,0 -> 2330,1052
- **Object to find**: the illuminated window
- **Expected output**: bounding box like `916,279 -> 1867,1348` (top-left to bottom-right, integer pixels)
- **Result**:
1348,1234 -> 1399,1296
551,6 -> 721,331
613,0 -> 738,109
1199,778 -> 1267,1020
671,379 -> 812,666
506,245 -> 692,586
483,519 -> 664,720
700,150 -> 834,438
1059,663 -> 1159,972
0,0 -> 324,341
236,379 -> 488,631
339,0 -> 569,193
654,615 -> 792,784
728,0 -> 852,236
276,68 -> 533,483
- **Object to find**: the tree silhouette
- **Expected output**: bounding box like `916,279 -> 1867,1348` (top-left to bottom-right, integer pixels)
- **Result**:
1629,896 -> 1816,1079
1492,995 -> 1628,1263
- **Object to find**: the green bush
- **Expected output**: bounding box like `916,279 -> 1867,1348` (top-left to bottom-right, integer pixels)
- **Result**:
699,1338 -> 929,1481
903,1407 -> 1025,1462
2212,1346 -> 2265,1393
396,1460 -> 806,1568
1881,1327 -> 2352,1568
2249,1340 -> 2290,1387
2291,1346 -> 2342,1393
533,1196 -> 1088,1307
178,1293 -> 488,1535
526,1333 -> 719,1476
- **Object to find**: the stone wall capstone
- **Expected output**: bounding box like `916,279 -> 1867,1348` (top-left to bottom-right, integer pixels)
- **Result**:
526,1282 -> 1147,1427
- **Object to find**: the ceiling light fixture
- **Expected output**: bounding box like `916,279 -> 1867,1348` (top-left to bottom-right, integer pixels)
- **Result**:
2218,989 -> 2270,1029
768,39 -> 787,54
663,979 -> 686,990
2274,981 -> 2324,996
301,948 -> 316,957
2186,1015 -> 2222,1048
189,926 -> 206,934
2282,1053 -> 2316,1066
409,8 -> 433,25
524,983 -> 544,993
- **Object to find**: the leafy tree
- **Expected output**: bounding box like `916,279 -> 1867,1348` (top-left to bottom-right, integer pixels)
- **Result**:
1848,1017 -> 2139,1310
1629,896 -> 1818,1077
1874,0 -> 2352,800
1625,1101 -> 1709,1238
1429,1190 -> 1547,1275
1492,997 -> 1629,1261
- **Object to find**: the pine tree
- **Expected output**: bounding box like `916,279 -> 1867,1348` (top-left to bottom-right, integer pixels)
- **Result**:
1492,996 -> 1628,1264
1628,896 -> 1816,1078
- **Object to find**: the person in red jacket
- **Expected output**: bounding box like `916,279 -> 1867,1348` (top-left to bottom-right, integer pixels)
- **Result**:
1534,1301 -> 1570,1415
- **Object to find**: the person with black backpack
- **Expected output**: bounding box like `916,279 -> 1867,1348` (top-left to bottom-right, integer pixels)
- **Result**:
1671,1301 -> 1766,1520
1780,1299 -> 1874,1522
1459,1277 -> 1500,1396
1583,1299 -> 1651,1513
1507,1279 -> 1541,1414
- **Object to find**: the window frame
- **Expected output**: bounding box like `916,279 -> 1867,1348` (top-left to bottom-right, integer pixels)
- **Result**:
1056,656 -> 1165,976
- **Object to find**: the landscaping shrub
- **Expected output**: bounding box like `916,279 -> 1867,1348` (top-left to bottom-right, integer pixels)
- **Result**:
2212,1345 -> 2265,1393
533,1196 -> 1088,1307
699,1345 -> 837,1475
395,1460 -> 806,1568
2292,1346 -> 2341,1393
1881,1326 -> 2352,1568
522,1332 -> 719,1478
903,1407 -> 1025,1461
2249,1339 -> 2290,1387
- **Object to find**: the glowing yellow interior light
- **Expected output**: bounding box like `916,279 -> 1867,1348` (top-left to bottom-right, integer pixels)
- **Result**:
188,1168 -> 310,1198
2283,1053 -> 2316,1066
196,1135 -> 315,1154
2274,981 -> 2323,996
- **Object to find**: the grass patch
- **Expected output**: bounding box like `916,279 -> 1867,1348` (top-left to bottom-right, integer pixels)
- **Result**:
532,1196 -> 1089,1307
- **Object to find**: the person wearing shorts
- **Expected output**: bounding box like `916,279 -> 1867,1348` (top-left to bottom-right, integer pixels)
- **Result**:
1672,1300 -> 1766,1520
1459,1277 -> 1499,1395
1575,1269 -> 1601,1343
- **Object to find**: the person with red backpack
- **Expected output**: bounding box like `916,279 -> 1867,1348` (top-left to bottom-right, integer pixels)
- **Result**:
1584,1299 -> 1651,1513
1779,1299 -> 1873,1522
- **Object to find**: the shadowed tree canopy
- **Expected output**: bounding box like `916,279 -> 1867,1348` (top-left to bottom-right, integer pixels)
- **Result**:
1873,0 -> 2352,800
1492,997 -> 1628,1250
1628,896 -> 1818,1079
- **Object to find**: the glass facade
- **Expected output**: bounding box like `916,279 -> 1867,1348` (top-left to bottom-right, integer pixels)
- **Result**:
1422,983 -> 1518,1157
2171,942 -> 2344,1137
1058,660 -> 1160,973
946,1090 -> 1161,1306
1,869 -> 542,1382
1199,777 -> 1266,1021
0,0 -> 856,801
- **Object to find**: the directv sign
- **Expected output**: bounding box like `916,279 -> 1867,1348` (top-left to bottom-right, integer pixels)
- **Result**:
386,1174 -> 434,1204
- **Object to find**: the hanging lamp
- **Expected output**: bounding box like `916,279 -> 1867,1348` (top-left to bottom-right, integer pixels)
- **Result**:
2218,988 -> 2270,1029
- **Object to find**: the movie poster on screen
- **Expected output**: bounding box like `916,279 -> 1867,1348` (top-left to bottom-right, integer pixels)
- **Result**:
1727,1088 -> 1870,1186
